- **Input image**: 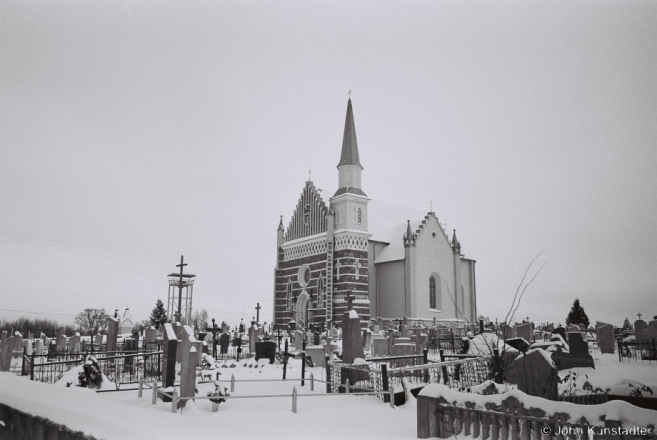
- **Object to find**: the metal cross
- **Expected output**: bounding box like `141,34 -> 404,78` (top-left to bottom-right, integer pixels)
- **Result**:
308,169 -> 312,181
175,255 -> 187,323
348,89 -> 352,98
429,200 -> 433,212
255,303 -> 261,323
637,313 -> 642,320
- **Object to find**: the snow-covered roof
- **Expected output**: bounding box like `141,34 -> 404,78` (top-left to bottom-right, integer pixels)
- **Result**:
367,200 -> 429,263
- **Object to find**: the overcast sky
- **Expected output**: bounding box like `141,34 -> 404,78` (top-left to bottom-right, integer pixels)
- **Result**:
1,0 -> 655,329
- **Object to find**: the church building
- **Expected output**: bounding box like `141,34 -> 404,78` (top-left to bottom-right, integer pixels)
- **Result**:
272,99 -> 477,330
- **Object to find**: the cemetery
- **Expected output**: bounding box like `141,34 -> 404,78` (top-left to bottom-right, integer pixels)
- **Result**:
1,305 -> 657,439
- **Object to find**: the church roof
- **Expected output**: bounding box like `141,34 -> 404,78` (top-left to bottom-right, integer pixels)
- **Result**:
367,200 -> 426,263
337,99 -> 363,169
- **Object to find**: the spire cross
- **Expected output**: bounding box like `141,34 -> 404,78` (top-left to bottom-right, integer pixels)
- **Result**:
308,169 -> 312,181
175,255 -> 187,323
348,89 -> 352,98
255,303 -> 261,323
429,200 -> 433,212
637,313 -> 642,320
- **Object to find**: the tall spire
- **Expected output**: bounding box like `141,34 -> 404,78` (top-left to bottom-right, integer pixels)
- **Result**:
277,215 -> 284,232
337,99 -> 363,169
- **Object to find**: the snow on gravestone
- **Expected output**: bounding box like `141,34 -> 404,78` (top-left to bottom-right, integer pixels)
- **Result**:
504,349 -> 558,400
342,310 -> 364,363
161,323 -> 178,402
179,325 -> 197,403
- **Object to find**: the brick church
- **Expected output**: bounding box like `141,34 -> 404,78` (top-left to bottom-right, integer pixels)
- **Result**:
272,99 -> 477,330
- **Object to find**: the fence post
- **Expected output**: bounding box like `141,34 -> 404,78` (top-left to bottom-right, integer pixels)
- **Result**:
423,348 -> 428,364
617,340 -> 621,362
21,346 -> 27,376
152,382 -> 158,405
439,349 -> 449,384
301,355 -> 305,386
381,364 -> 390,403
30,351 -> 35,381
171,389 -> 178,413
345,378 -> 350,394
138,377 -> 143,398
325,356 -> 331,393
231,374 -> 235,392
292,386 -> 297,413
212,401 -> 219,412
310,373 -> 314,391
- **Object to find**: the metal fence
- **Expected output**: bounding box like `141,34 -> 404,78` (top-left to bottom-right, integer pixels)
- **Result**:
618,339 -> 657,362
427,336 -> 465,355
328,355 -> 492,402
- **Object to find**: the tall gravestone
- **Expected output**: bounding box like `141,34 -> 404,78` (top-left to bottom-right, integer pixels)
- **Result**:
179,325 -> 197,405
94,333 -> 103,349
634,319 -> 657,344
56,328 -> 67,353
249,325 -> 258,353
515,323 -> 532,343
161,323 -> 178,403
504,350 -> 558,400
71,333 -> 81,353
0,336 -> 14,372
106,317 -> 119,353
35,339 -> 43,356
342,311 -> 364,363
596,322 -> 615,354
13,333 -> 23,359
145,327 -> 157,350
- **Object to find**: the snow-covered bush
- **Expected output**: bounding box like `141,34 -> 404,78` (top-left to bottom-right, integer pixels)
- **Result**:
207,383 -> 230,405
78,355 -> 103,389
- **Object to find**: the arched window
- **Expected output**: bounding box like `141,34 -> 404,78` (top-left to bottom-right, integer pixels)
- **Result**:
429,276 -> 436,309
286,280 -> 293,311
358,208 -> 362,224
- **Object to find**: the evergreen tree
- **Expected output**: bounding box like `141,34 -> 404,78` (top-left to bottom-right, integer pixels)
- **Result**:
565,298 -> 590,328
149,300 -> 168,329
623,317 -> 632,331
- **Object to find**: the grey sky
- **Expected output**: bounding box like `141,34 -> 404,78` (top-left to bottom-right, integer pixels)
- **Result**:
1,0 -> 655,327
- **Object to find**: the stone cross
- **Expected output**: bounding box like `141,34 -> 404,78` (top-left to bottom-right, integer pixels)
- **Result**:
255,303 -> 261,323
346,291 -> 355,311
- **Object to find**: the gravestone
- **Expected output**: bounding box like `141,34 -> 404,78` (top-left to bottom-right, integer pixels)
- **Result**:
342,310 -> 364,364
362,329 -> 371,350
394,337 -> 411,345
553,327 -> 566,341
193,341 -> 203,366
94,333 -> 103,349
71,333 -> 81,353
504,350 -> 558,400
515,323 -> 532,344
179,326 -> 197,403
12,333 -> 23,359
634,319 -> 657,344
56,329 -> 67,353
255,340 -> 277,364
219,333 -> 230,355
24,339 -> 32,356
313,331 -> 320,346
596,322 -> 615,354
413,332 -> 427,355
248,326 -> 258,353
106,317 -> 120,353
0,336 -> 14,372
145,327 -> 157,351
294,330 -> 304,351
505,337 -> 530,353
161,323 -> 178,402
372,337 -> 389,357
305,346 -> 327,368
35,339 -> 43,356
124,338 -> 136,371
323,337 -> 337,361
551,332 -> 595,370
391,343 -> 415,357
567,325 -> 581,335
401,326 -> 408,337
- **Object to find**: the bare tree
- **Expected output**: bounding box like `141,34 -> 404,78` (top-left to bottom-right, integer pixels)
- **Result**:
191,309 -> 209,332
74,309 -> 109,335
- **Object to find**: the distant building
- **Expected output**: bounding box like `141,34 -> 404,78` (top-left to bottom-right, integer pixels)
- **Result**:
119,307 -> 134,334
273,99 -> 477,329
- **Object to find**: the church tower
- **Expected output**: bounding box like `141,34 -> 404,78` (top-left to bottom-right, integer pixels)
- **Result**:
329,99 -> 371,325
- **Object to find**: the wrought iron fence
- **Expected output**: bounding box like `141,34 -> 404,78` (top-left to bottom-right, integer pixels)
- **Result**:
427,336 -> 465,355
618,339 -> 657,362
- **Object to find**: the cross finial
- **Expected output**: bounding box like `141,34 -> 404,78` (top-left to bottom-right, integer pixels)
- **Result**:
429,200 -> 433,212
348,89 -> 352,99
308,169 -> 312,181
638,313 -> 642,320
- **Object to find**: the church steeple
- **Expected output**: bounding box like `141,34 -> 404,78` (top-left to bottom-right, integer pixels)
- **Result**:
337,99 -> 363,170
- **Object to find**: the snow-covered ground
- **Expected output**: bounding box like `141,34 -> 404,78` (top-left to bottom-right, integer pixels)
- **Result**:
1,351 -> 655,439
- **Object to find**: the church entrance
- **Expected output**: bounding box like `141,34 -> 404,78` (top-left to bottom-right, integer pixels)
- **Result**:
295,291 -> 310,329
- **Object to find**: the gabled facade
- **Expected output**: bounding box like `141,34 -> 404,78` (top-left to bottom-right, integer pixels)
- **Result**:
273,99 -> 477,330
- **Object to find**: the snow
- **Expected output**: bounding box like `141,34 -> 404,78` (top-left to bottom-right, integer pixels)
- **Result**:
348,310 -> 359,319
419,383 -> 656,427
467,333 -> 519,356
524,348 -> 556,367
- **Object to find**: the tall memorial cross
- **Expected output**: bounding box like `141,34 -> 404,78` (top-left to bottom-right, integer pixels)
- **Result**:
255,303 -> 261,323
175,255 -> 188,323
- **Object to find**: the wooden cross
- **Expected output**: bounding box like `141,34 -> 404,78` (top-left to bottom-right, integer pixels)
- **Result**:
346,291 -> 355,311
637,313 -> 642,320
175,255 -> 187,323
255,303 -> 261,323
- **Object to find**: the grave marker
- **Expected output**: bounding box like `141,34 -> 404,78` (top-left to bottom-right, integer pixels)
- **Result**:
106,317 -> 119,353
595,322 -> 615,354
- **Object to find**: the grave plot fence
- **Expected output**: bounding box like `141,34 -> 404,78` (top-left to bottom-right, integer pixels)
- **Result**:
23,350 -> 163,386
427,336 -> 465,355
328,356 -> 492,403
618,339 -> 657,362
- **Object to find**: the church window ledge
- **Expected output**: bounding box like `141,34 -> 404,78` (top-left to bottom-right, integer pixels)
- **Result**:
429,309 -> 442,313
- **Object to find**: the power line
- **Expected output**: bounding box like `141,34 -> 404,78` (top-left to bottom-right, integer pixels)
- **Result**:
0,307 -> 78,317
